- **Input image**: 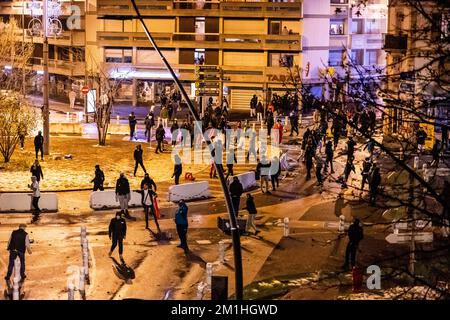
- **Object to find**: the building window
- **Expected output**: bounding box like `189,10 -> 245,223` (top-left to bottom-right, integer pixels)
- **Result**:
331,0 -> 348,3
330,21 -> 345,35
329,50 -> 344,66
269,53 -> 294,67
351,19 -> 363,34
351,49 -> 364,65
365,19 -> 381,34
365,49 -> 379,65
105,48 -> 132,63
194,49 -> 205,65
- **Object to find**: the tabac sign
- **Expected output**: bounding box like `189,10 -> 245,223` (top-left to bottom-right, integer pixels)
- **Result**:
267,74 -> 300,83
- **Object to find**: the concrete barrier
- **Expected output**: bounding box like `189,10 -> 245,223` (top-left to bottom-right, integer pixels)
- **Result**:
0,193 -> 58,212
108,124 -> 129,135
168,181 -> 211,202
89,190 -> 142,210
227,171 -> 257,191
50,123 -> 82,135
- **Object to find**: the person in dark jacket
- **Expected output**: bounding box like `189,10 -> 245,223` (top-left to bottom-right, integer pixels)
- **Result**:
342,156 -> 356,188
172,155 -> 182,185
115,172 -> 132,218
108,212 -> 127,260
30,160 -> 44,182
266,111 -> 274,137
137,183 -> 160,233
289,110 -> 299,136
346,136 -> 356,160
174,200 -> 189,253
368,164 -> 381,205
91,164 -> 105,191
342,218 -> 363,270
360,157 -> 372,191
144,110 -> 155,143
128,112 -> 137,141
170,119 -> 179,147
416,127 -> 427,154
155,124 -> 165,154
305,140 -> 314,181
133,144 -> 147,177
430,139 -> 441,167
5,224 -> 32,281
244,193 -> 258,235
229,176 -> 244,216
34,131 -> 44,160
324,140 -> 334,173
140,173 -> 157,191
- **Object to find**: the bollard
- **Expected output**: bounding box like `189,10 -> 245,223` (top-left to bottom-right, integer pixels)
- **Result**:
66,112 -> 70,122
252,123 -> 256,131
206,263 -> 213,286
12,277 -> 20,300
399,147 -> 404,160
68,282 -> 75,300
13,257 -> 21,281
218,240 -> 226,264
283,217 -> 290,237
78,112 -> 83,123
414,156 -> 419,170
393,222 -> 399,235
116,115 -> 120,125
78,267 -> 86,300
338,215 -> 346,233
422,163 -> 429,192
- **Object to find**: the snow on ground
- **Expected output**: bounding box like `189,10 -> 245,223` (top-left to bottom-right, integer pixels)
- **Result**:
0,136 -> 206,191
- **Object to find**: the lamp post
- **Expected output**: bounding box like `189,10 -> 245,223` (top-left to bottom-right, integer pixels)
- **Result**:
42,0 -> 50,155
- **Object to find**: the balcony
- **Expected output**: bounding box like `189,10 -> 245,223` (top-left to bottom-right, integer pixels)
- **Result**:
351,34 -> 383,50
383,34 -> 407,52
97,32 -> 301,51
30,58 -> 85,77
96,0 -> 302,18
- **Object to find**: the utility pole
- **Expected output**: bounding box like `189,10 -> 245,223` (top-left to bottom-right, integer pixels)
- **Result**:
22,1 -> 26,96
42,0 -> 50,155
130,0 -> 244,300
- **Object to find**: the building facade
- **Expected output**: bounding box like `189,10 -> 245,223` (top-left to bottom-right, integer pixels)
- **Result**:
1,0 -> 303,111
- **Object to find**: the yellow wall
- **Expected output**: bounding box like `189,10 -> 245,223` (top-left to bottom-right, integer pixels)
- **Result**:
136,19 -> 175,33
223,52 -> 266,67
136,49 -> 178,65
223,20 -> 266,34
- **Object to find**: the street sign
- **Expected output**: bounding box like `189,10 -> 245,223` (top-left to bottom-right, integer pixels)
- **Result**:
385,232 -> 433,244
81,85 -> 90,95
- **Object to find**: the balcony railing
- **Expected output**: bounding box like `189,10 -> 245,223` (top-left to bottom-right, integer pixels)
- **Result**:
0,1 -> 86,16
96,0 -> 302,18
31,58 -> 85,76
351,34 -> 383,49
97,31 -> 301,51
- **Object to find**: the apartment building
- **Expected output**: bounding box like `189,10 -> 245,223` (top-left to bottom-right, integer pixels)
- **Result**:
302,0 -> 387,98
383,0 -> 449,136
1,0 -> 303,110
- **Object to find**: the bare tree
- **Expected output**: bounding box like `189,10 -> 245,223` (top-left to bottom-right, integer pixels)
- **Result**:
0,93 -> 37,162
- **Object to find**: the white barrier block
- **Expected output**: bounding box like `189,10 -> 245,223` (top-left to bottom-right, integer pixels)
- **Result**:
89,190 -> 142,210
0,193 -> 58,212
168,181 -> 211,202
227,171 -> 257,191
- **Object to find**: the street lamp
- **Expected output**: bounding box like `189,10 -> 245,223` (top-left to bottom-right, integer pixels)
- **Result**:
130,0 -> 244,300
26,0 -> 63,155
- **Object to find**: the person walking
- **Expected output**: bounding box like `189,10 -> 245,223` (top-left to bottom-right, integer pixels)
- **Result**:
416,126 -> 427,154
140,173 -> 157,191
172,155 -> 183,185
34,131 -> 44,160
305,140 -> 314,181
368,164 -> 381,205
342,218 -> 364,270
342,156 -> 356,188
315,155 -> 324,187
133,144 -> 147,177
30,160 -> 44,183
170,119 -> 179,147
144,110 -> 155,143
160,106 -> 169,128
128,112 -> 137,141
324,139 -> 334,174
229,176 -> 244,216
18,124 -> 26,150
430,139 -> 441,167
250,94 -> 257,118
138,183 -> 160,233
155,124 -> 165,154
69,89 -> 76,109
108,211 -> 127,260
360,157 -> 372,191
266,111 -> 274,137
174,200 -> 189,253
257,157 -> 271,194
270,156 -> 281,191
91,165 -> 105,191
346,136 -> 356,160
28,176 -> 40,216
243,193 -> 258,235
115,172 -> 132,218
4,224 -> 32,281
256,101 -> 264,122
289,110 -> 299,136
